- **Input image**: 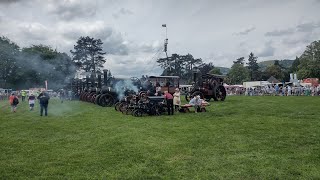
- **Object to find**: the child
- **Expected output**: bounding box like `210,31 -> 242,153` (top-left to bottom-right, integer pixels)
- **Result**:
28,93 -> 36,111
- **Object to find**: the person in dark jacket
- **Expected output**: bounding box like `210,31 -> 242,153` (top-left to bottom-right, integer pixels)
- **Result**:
37,91 -> 50,116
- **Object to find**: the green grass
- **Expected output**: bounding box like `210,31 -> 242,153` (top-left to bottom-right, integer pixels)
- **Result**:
0,96 -> 320,179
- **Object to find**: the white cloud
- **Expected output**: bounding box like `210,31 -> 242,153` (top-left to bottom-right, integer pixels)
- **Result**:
47,0 -> 97,21
105,53 -> 163,78
18,22 -> 49,40
257,42 -> 275,57
56,21 -> 129,55
112,8 -> 133,19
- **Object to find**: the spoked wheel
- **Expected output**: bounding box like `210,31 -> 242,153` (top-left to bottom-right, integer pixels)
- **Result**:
185,92 -> 192,102
114,102 -> 121,111
80,92 -> 87,101
150,104 -> 162,116
213,85 -> 226,101
99,94 -> 115,107
119,103 -> 128,113
86,92 -> 95,102
133,109 -> 143,117
79,93 -> 84,101
91,94 -> 97,103
124,105 -> 135,115
95,94 -> 102,105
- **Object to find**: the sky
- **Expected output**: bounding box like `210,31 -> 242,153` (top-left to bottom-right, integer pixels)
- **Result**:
0,0 -> 320,78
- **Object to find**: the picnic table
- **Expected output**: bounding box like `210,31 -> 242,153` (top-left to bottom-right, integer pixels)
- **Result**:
180,102 -> 210,113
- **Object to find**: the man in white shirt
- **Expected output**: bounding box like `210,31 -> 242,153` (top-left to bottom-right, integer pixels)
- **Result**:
189,95 -> 202,113
287,85 -> 292,96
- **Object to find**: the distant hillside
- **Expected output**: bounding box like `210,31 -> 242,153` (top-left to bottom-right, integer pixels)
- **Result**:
216,67 -> 230,75
258,60 -> 294,71
214,60 -> 294,75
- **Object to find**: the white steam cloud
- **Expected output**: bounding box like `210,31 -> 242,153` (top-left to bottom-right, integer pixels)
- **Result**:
113,79 -> 139,100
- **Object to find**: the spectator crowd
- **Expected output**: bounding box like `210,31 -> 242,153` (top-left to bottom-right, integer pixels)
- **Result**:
225,85 -> 320,96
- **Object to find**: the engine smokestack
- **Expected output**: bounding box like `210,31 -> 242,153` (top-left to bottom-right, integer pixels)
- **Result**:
97,74 -> 102,88
103,69 -> 108,86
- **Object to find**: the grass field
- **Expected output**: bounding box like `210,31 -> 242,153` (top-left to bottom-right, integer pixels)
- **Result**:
0,96 -> 319,179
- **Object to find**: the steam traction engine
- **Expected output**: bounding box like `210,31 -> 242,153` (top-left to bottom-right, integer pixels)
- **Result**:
185,72 -> 227,102
78,70 -> 141,107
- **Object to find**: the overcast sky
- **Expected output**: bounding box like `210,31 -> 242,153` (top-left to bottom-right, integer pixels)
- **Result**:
0,0 -> 319,77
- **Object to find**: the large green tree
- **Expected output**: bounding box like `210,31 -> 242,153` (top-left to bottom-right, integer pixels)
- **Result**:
20,45 -> 76,89
246,52 -> 261,81
233,57 -> 245,65
185,54 -> 202,72
0,36 -> 20,88
0,37 -> 78,89
198,62 -> 214,74
70,36 -> 106,76
290,56 -> 300,73
158,53 -> 185,76
157,53 -> 202,82
265,64 -> 284,81
297,40 -> 320,79
227,59 -> 250,84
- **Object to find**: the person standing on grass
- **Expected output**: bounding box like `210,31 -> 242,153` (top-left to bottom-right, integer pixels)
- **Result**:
283,86 -> 287,96
275,84 -> 279,96
68,90 -> 72,100
287,85 -> 292,96
59,89 -> 65,103
173,88 -> 181,111
21,90 -> 26,102
9,93 -> 19,112
37,91 -> 50,116
164,91 -> 174,115
28,93 -> 36,111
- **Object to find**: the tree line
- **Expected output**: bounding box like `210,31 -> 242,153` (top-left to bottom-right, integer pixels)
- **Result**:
157,40 -> 320,85
0,36 -> 108,90
0,37 -> 77,89
156,54 -> 222,83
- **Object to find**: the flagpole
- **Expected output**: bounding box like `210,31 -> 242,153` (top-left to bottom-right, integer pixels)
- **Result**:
166,25 -> 167,39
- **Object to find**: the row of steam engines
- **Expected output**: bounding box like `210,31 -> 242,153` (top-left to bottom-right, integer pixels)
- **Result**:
70,70 -> 153,107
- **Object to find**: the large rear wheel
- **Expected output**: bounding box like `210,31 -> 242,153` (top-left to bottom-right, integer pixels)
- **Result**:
213,85 -> 226,101
95,94 -> 102,105
150,104 -> 162,116
99,94 -> 115,107
114,102 -> 121,111
185,92 -> 192,102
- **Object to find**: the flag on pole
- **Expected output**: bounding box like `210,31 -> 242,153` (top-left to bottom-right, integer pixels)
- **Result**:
45,80 -> 48,90
162,24 -> 166,27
